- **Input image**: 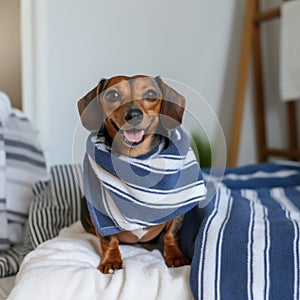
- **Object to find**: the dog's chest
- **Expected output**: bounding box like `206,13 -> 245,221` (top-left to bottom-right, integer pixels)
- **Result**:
132,228 -> 150,239
117,224 -> 165,243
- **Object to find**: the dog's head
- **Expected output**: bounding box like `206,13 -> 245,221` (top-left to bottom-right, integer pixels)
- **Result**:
78,75 -> 185,157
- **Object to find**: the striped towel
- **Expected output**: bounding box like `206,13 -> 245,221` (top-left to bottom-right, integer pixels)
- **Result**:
181,163 -> 300,300
0,99 -> 48,251
83,127 -> 207,236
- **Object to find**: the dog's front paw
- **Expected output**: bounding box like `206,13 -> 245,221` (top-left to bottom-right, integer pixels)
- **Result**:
98,259 -> 122,274
165,254 -> 190,268
164,246 -> 190,268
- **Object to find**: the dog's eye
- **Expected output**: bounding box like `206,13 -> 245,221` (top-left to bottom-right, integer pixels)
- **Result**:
105,90 -> 120,102
143,90 -> 157,102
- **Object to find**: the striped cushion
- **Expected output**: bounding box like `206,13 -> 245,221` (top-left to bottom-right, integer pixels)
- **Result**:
0,108 -> 48,250
0,164 -> 82,277
28,164 -> 82,247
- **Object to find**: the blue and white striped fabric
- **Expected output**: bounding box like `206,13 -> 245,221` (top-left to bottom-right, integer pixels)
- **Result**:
181,163 -> 300,300
83,127 -> 207,236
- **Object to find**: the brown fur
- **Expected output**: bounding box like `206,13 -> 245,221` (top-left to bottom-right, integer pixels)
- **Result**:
78,75 -> 189,273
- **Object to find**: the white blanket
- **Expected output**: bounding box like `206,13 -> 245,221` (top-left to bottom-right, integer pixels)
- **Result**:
8,221 -> 192,300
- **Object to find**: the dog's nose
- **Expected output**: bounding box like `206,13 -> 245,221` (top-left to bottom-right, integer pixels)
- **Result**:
125,109 -> 143,126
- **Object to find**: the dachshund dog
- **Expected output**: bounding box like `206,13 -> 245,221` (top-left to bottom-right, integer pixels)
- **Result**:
78,75 -> 189,274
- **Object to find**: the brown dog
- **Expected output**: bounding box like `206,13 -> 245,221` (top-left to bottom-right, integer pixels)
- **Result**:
78,75 -> 189,274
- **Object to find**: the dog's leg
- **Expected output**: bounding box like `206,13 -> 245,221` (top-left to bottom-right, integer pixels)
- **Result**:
98,234 -> 122,274
81,197 -> 122,273
163,215 -> 190,267
80,197 -> 97,235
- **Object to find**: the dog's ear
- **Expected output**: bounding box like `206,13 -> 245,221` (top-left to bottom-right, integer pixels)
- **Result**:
77,79 -> 107,132
156,77 -> 186,130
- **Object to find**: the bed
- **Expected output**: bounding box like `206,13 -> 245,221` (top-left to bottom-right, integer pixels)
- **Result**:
1,161 -> 299,300
1,89 -> 300,299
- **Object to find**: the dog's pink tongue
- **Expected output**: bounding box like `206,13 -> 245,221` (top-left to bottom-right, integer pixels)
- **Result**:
124,130 -> 144,143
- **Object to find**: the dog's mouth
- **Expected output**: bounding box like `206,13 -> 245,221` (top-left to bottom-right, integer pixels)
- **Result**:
112,121 -> 152,147
122,129 -> 145,146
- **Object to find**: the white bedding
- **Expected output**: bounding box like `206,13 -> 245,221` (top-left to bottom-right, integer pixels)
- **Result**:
8,221 -> 192,300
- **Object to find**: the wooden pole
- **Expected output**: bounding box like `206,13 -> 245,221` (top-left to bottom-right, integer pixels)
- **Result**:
254,7 -> 280,23
252,0 -> 267,163
287,101 -> 299,160
227,0 -> 256,167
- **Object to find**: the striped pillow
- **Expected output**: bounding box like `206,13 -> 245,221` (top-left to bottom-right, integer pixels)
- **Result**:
0,108 -> 48,250
28,164 -> 82,247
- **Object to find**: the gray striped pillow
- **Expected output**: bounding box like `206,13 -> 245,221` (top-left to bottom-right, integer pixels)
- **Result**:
28,164 -> 82,247
0,108 -> 48,250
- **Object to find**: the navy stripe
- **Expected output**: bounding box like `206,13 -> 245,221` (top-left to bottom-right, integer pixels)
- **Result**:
6,153 -> 46,168
129,158 -> 198,173
116,194 -> 203,222
90,191 -> 204,237
284,187 -> 300,209
222,164 -> 300,189
156,154 -> 186,160
219,190 -> 250,299
100,162 -> 202,190
106,178 -> 204,196
4,139 -> 44,155
262,189 -> 295,299
186,201 -> 215,298
200,192 -> 220,299
103,190 -> 135,228
214,193 -> 232,299
103,180 -> 205,207
91,157 -> 201,189
278,187 -> 300,300
224,163 -> 300,176
267,203 -> 294,298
